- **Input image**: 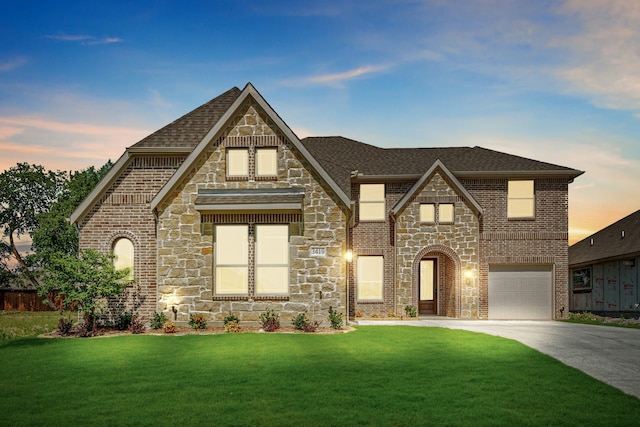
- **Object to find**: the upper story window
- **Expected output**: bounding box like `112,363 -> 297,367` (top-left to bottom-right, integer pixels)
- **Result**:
359,184 -> 385,221
113,238 -> 134,281
439,204 -> 454,223
256,147 -> 278,177
226,148 -> 249,177
420,203 -> 454,223
508,180 -> 535,218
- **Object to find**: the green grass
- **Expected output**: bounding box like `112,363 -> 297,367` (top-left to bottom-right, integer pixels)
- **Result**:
1,326 -> 638,426
563,312 -> 640,329
0,310 -> 67,341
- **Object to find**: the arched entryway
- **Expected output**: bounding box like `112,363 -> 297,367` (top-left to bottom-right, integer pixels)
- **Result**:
411,245 -> 461,317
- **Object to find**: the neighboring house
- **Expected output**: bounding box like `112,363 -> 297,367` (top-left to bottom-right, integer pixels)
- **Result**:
569,210 -> 640,314
70,83 -> 583,323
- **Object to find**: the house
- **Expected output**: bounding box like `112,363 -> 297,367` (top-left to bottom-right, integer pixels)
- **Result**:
569,209 -> 640,314
70,83 -> 583,323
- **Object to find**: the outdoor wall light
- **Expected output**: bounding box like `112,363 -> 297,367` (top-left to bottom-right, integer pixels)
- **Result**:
171,305 -> 178,321
464,269 -> 475,284
344,249 -> 353,263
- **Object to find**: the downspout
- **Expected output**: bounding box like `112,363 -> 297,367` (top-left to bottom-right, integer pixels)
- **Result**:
391,212 -> 398,317
346,201 -> 355,323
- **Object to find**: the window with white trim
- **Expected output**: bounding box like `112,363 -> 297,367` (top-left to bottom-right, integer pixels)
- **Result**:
359,184 -> 385,221
113,238 -> 134,281
439,204 -> 454,223
226,148 -> 249,177
255,225 -> 289,295
215,225 -> 249,295
420,204 -> 435,223
214,224 -> 289,297
357,256 -> 384,301
256,147 -> 278,177
508,180 -> 535,218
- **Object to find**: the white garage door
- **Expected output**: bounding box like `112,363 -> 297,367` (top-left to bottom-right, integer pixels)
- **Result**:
488,265 -> 553,320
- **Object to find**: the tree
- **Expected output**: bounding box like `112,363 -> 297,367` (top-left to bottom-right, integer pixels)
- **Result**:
30,161 -> 112,263
39,249 -> 133,333
0,163 -> 67,286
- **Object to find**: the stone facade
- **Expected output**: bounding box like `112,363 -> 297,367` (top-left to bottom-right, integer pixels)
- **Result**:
155,99 -> 348,324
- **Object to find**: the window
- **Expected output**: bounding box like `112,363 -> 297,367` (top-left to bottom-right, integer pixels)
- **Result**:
420,204 -> 435,223
508,180 -> 535,218
571,268 -> 591,291
214,224 -> 289,297
420,203 -> 454,223
359,184 -> 385,221
215,225 -> 249,295
357,256 -> 384,300
255,225 -> 289,295
439,204 -> 454,223
227,148 -> 249,177
113,238 -> 134,281
256,148 -> 278,177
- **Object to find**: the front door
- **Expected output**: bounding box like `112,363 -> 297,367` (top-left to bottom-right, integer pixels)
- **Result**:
419,259 -> 437,315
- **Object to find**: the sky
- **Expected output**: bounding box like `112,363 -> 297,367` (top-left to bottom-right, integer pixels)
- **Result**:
1,0 -> 640,246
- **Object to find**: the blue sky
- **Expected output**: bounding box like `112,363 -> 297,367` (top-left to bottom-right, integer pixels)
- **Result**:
1,0 -> 640,244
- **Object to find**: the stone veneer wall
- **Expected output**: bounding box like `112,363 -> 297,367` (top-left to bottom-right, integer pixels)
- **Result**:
395,172 -> 480,319
78,156 -> 185,321
462,178 -> 570,319
155,99 -> 347,324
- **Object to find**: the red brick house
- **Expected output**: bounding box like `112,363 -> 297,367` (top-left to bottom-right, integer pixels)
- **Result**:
70,83 -> 583,323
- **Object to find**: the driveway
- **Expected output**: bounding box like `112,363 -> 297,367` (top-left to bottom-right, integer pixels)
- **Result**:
356,319 -> 640,399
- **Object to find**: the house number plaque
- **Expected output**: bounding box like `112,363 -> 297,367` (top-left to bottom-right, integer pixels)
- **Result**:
310,247 -> 326,257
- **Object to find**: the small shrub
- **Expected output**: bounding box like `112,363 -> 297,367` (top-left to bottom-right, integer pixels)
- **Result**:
116,312 -> 133,331
223,313 -> 240,326
371,312 -> 379,318
189,313 -> 207,330
387,310 -> 396,318
328,307 -> 343,329
58,315 -> 74,336
164,321 -> 176,334
129,314 -> 145,334
292,313 -> 310,330
150,312 -> 168,330
404,305 -> 417,318
224,320 -> 241,333
259,308 -> 280,332
302,320 -> 320,333
355,310 -> 363,318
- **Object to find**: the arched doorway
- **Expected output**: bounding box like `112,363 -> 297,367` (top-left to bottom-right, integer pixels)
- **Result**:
412,245 -> 461,317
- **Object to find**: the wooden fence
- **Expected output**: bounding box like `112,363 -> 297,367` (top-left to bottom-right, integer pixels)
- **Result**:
0,290 -> 55,311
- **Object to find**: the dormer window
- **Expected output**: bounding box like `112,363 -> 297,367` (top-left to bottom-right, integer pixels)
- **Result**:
507,180 -> 534,218
256,147 -> 278,177
359,184 -> 385,221
226,148 -> 249,177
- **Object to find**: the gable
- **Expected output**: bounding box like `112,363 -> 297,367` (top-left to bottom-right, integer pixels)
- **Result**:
391,160 -> 483,219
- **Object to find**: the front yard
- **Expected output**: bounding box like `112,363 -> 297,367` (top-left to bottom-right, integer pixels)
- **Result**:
1,325 -> 638,426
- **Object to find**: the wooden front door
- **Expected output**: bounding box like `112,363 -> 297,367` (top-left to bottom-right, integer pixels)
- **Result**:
419,259 -> 437,315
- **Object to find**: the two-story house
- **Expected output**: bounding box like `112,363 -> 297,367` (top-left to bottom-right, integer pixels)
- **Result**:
70,83 -> 583,323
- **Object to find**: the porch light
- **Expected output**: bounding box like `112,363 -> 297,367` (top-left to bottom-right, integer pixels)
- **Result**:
464,269 -> 475,284
344,249 -> 353,263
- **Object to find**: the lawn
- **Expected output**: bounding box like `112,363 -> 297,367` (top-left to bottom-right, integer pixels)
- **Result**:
0,310 -> 66,341
1,326 -> 638,426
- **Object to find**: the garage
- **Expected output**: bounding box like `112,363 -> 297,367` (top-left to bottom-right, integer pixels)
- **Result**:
488,265 -> 553,320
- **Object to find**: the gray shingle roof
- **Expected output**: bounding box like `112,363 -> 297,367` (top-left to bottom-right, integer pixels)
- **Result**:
130,87 -> 242,150
301,136 -> 583,197
569,209 -> 640,266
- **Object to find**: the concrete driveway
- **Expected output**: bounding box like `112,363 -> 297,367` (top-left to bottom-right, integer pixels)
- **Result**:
356,319 -> 640,399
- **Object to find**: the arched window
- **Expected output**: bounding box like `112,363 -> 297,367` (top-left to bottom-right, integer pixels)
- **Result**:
113,238 -> 134,281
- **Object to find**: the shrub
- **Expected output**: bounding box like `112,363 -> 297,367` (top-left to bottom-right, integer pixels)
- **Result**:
129,314 -> 145,334
404,305 -> 417,318
224,320 -> 241,333
292,313 -> 309,330
164,321 -> 176,334
116,312 -> 133,331
189,313 -> 207,330
302,320 -> 320,333
150,312 -> 168,330
223,313 -> 240,326
328,306 -> 343,329
355,310 -> 363,318
259,308 -> 280,332
58,315 -> 74,336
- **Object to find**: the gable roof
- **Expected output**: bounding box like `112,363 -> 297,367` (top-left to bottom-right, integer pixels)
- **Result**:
70,87 -> 243,224
391,160 -> 483,218
569,209 -> 640,266
149,83 -> 351,211
302,137 -> 584,198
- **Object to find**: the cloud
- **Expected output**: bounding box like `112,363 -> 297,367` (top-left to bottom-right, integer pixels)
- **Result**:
552,0 -> 640,112
0,57 -> 28,72
282,64 -> 389,87
46,34 -> 123,45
